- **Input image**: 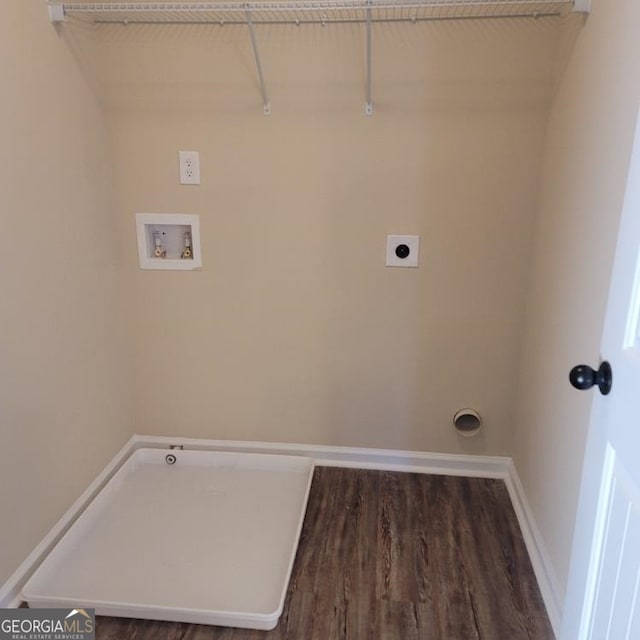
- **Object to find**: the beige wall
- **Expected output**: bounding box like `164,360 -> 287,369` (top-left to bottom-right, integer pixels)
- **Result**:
99,18 -> 566,454
1,0 -> 614,599
513,0 -> 640,604
0,2 -> 133,583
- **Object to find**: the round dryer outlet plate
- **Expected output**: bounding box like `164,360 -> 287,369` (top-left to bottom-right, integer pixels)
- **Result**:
386,235 -> 420,268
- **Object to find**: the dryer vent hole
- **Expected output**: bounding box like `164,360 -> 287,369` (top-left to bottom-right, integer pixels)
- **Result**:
453,409 -> 482,437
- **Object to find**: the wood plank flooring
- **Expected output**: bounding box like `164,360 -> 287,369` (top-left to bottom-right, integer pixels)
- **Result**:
90,468 -> 554,639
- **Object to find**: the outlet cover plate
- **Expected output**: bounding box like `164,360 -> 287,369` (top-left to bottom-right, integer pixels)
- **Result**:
179,151 -> 200,185
386,235 -> 419,268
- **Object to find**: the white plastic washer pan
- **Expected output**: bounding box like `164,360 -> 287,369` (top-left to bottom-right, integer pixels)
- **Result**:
23,448 -> 315,630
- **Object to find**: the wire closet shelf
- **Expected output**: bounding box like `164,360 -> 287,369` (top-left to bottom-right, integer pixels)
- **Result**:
48,1 -> 582,26
47,0 -> 588,115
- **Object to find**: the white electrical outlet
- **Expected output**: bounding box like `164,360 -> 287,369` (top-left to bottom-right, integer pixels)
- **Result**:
179,151 -> 200,185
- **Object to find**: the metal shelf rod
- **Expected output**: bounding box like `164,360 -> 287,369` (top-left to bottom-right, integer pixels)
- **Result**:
86,11 -> 563,25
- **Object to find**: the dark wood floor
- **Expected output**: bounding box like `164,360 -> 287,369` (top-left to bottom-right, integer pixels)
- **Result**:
93,467 -> 553,639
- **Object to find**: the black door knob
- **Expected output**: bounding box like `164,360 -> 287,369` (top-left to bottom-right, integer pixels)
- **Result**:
569,361 -> 612,396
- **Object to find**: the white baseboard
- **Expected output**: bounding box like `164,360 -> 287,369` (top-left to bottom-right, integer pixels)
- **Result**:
131,434 -> 511,478
2,433 -> 560,638
504,460 -> 563,637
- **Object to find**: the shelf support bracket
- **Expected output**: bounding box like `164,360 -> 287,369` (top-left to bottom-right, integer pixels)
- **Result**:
573,0 -> 591,13
48,3 -> 66,23
364,0 -> 373,116
245,8 -> 271,116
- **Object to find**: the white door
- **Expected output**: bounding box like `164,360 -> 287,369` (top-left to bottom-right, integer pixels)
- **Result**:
561,106 -> 640,639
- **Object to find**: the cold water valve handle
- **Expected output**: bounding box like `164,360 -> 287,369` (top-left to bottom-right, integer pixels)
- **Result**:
569,361 -> 612,396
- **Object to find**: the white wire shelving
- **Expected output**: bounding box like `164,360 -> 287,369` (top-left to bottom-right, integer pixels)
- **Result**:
48,1 -> 588,25
47,0 -> 590,115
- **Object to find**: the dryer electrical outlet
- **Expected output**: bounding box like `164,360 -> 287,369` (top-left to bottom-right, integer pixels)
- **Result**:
386,235 -> 420,268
